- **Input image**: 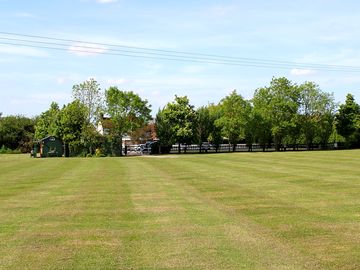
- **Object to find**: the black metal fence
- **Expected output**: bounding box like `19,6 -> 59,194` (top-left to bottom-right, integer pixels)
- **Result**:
123,142 -> 345,155
167,143 -> 341,154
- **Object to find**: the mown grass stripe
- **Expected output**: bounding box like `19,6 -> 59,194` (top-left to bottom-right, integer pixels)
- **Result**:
0,151 -> 359,269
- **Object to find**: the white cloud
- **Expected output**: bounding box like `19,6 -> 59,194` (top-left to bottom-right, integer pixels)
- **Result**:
96,0 -> 118,3
290,69 -> 317,76
207,5 -> 237,17
68,43 -> 107,56
56,77 -> 66,85
0,45 -> 49,57
105,78 -> 128,85
9,92 -> 70,107
182,65 -> 207,74
296,49 -> 360,67
13,12 -> 36,18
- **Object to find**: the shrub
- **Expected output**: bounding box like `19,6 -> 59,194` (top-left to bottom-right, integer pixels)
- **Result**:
0,145 -> 21,154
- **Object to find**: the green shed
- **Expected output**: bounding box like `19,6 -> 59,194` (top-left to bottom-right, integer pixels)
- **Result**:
33,136 -> 63,158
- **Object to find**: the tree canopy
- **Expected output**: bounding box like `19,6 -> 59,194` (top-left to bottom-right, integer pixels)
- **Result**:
156,96 -> 196,153
336,94 -> 360,147
215,90 -> 251,151
105,87 -> 152,156
72,78 -> 103,125
6,76 -> 358,156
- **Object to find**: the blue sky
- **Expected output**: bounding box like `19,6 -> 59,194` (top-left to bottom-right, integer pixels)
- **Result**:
0,0 -> 359,117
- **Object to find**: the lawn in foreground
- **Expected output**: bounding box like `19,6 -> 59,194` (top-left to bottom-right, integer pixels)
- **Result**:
0,150 -> 359,269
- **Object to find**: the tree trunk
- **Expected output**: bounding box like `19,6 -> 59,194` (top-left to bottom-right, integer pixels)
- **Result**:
119,135 -> 123,156
64,143 -> 69,157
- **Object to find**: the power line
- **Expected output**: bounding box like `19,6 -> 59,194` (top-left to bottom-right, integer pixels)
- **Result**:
0,30 -> 356,69
1,31 -> 360,72
0,41 -> 306,69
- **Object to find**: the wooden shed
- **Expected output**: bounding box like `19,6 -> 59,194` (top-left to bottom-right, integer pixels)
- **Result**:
33,136 -> 63,158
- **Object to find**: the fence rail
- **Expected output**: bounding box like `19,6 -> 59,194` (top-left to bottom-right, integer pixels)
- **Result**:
167,143 -> 340,154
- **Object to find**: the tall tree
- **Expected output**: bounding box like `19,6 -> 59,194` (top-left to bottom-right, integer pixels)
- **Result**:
196,106 -> 211,152
105,87 -> 151,156
156,96 -> 196,153
0,115 -> 35,152
72,78 -> 103,125
207,104 -> 223,151
34,102 -> 61,139
336,94 -> 360,147
253,77 -> 300,150
58,100 -> 88,156
251,92 -> 273,151
215,90 -> 251,151
155,108 -> 174,148
298,82 -> 336,148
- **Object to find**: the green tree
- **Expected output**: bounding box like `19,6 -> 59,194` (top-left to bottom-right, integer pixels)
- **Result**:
0,115 -> 35,152
251,92 -> 273,151
155,108 -> 173,148
72,78 -> 103,124
336,94 -> 360,147
196,106 -> 211,152
105,87 -> 151,156
297,82 -> 336,149
58,100 -> 88,156
207,104 -> 223,151
34,102 -> 61,139
253,77 -> 300,151
156,96 -> 196,154
215,90 -> 251,151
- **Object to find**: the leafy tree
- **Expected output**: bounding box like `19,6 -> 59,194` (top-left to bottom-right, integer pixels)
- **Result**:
34,102 -> 61,139
253,77 -> 300,150
156,96 -> 196,153
155,108 -> 174,149
251,92 -> 273,151
129,122 -> 156,144
336,94 -> 360,147
0,115 -> 35,152
297,82 -> 336,149
105,87 -> 151,156
207,104 -> 223,151
215,90 -> 251,151
196,106 -> 211,152
72,78 -> 103,124
58,100 -> 88,156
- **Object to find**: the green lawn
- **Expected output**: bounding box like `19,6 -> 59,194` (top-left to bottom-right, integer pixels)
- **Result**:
0,151 -> 360,269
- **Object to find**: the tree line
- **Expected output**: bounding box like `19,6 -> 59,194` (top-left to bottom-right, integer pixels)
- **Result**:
157,77 -> 360,152
1,77 -> 359,155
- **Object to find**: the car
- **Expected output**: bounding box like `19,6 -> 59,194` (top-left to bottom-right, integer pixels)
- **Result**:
201,142 -> 211,150
141,141 -> 155,154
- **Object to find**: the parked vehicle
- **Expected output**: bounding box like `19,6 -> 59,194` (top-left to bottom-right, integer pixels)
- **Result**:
201,142 -> 211,150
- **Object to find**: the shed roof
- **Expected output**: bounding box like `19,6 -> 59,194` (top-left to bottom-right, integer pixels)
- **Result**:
36,136 -> 62,143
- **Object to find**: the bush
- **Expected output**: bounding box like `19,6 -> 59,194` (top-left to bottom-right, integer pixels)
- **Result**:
95,148 -> 105,157
0,145 -> 21,154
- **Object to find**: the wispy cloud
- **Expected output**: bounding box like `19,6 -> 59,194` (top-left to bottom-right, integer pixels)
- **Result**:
207,4 -> 237,17
105,78 -> 129,85
0,45 -> 49,57
182,65 -> 207,74
68,43 -> 107,56
13,12 -> 36,18
9,92 -> 70,109
296,49 -> 360,67
96,0 -> 118,4
290,69 -> 317,76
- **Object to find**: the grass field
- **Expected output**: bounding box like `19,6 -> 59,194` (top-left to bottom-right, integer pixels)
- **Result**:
0,150 -> 360,269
